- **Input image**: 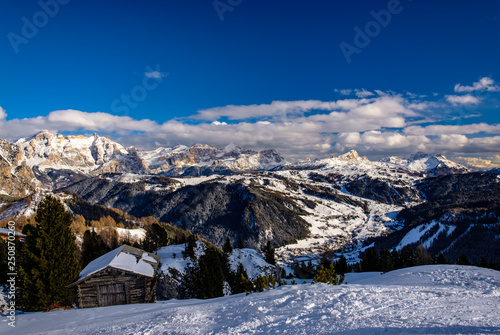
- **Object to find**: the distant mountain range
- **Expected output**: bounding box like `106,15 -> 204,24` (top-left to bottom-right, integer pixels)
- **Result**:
1,131 -> 498,265
4,130 -> 469,180
11,130 -> 286,176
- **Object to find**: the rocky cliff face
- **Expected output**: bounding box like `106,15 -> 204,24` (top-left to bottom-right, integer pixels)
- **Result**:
12,131 -> 286,179
0,139 -> 39,200
141,144 -> 286,176
16,131 -> 146,174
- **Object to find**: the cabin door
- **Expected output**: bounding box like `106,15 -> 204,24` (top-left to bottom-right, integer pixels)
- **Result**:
98,283 -> 127,306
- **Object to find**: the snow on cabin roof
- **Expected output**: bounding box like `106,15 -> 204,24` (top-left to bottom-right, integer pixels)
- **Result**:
74,245 -> 160,284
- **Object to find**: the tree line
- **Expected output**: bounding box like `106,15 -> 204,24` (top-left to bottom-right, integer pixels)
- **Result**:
355,245 -> 500,273
1,195 -> 497,312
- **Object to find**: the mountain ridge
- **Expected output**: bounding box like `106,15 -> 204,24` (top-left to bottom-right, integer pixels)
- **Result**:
6,130 -> 474,176
2,130 -> 497,266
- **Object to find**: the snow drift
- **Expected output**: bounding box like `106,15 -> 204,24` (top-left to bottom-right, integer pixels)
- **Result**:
2,265 -> 499,334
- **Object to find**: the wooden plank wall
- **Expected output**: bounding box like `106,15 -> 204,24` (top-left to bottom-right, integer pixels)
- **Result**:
77,268 -> 156,308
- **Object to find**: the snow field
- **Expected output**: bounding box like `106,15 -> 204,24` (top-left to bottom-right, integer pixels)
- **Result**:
2,265 -> 499,335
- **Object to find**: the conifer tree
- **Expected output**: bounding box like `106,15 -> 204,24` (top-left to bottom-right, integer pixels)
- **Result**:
320,253 -> 333,269
313,263 -> 344,285
391,249 -> 400,269
80,230 -> 109,268
457,253 -> 470,265
178,265 -> 197,299
179,246 -> 226,299
414,245 -> 432,266
435,252 -> 448,265
144,222 -> 169,252
184,235 -> 197,259
361,247 -> 379,272
377,248 -> 394,272
399,246 -> 415,268
193,246 -> 225,299
232,262 -> 252,294
253,275 -> 269,292
223,236 -> 233,254
335,255 -> 349,275
19,195 -> 80,311
264,241 -> 275,265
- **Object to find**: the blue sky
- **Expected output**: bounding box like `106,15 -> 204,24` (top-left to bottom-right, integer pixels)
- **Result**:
1,0 -> 500,167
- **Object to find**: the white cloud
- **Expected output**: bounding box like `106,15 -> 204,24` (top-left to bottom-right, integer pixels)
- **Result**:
46,110 -> 157,132
334,89 -> 352,95
211,121 -> 228,126
454,77 -> 500,93
404,123 -> 500,136
407,101 -> 443,111
144,71 -> 164,79
445,94 -> 481,105
350,96 -> 416,118
337,132 -> 360,144
0,106 -> 6,121
453,155 -> 500,169
1,78 -> 500,162
0,110 -> 159,143
193,100 -> 341,121
354,89 -> 374,98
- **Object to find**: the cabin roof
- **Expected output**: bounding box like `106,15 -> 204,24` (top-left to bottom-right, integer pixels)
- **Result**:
72,245 -> 160,286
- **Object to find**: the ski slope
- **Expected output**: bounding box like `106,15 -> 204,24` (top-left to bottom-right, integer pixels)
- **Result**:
2,265 -> 499,334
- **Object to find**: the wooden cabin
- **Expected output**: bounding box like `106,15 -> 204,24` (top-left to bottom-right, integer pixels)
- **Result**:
69,245 -> 161,308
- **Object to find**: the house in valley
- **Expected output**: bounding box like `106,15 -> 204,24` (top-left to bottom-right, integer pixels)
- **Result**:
69,245 -> 161,308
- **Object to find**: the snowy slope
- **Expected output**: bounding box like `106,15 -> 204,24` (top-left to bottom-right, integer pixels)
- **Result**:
228,248 -> 278,281
381,152 -> 469,175
2,265 -> 499,334
156,244 -> 277,283
156,242 -> 206,276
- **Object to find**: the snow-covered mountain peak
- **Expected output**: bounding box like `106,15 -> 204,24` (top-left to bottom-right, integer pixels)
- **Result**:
336,150 -> 366,161
15,131 -> 130,173
141,144 -> 286,174
381,152 -> 469,175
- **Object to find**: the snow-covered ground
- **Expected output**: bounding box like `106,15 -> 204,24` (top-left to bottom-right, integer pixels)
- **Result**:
2,265 -> 499,334
229,248 -> 277,281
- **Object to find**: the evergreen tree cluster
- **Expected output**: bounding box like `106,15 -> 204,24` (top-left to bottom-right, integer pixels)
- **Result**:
292,255 -> 349,281
18,196 -> 80,311
141,222 -> 169,252
263,241 -> 276,265
183,235 -> 198,259
179,246 -> 226,299
355,245 -> 500,272
179,242 -> 279,299
313,263 -> 345,285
